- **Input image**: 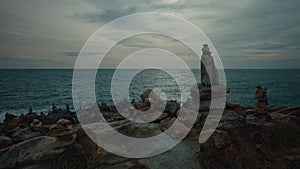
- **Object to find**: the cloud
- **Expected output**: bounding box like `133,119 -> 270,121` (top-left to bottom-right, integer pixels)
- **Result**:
0,0 -> 299,68
60,52 -> 80,57
78,8 -> 137,23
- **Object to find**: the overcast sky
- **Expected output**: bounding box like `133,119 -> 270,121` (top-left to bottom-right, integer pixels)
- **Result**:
0,0 -> 299,69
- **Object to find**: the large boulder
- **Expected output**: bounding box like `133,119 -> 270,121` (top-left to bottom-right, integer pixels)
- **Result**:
0,136 -> 66,169
0,125 -> 102,169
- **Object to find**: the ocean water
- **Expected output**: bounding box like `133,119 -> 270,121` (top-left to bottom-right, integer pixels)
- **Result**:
0,69 -> 299,121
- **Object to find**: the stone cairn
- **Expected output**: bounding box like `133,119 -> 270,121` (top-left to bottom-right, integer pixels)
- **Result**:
190,44 -> 229,111
201,44 -> 219,87
254,86 -> 271,121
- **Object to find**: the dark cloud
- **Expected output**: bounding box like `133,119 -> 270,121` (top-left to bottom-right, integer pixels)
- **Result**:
60,52 -> 79,57
78,7 -> 137,23
0,0 -> 299,68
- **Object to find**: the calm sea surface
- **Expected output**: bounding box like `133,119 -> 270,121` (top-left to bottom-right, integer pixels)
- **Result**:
0,69 -> 299,120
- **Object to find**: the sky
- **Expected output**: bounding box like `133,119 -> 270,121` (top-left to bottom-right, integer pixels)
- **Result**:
0,0 -> 299,69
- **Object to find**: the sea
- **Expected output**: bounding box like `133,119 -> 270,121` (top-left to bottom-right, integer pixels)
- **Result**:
0,69 -> 299,121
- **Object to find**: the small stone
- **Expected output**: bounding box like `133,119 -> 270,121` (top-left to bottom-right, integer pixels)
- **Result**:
56,119 -> 72,127
30,119 -> 42,128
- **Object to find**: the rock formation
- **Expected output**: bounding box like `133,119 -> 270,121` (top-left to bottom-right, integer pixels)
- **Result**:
255,86 -> 268,111
254,86 -> 271,121
201,44 -> 219,87
0,91 -> 299,168
190,44 -> 229,111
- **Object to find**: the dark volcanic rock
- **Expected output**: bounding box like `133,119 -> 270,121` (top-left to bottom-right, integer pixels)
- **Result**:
4,113 -> 17,123
0,136 -> 65,169
199,116 -> 300,169
0,88 -> 299,169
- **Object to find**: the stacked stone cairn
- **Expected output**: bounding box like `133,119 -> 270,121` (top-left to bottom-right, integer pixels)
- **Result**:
190,44 -> 230,111
254,86 -> 271,121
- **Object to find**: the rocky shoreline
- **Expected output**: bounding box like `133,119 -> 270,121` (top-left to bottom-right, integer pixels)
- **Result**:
0,88 -> 299,169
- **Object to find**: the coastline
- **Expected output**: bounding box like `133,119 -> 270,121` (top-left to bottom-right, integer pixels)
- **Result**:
0,88 -> 299,169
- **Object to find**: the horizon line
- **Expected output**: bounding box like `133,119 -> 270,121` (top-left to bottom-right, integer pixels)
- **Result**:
0,68 -> 300,70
